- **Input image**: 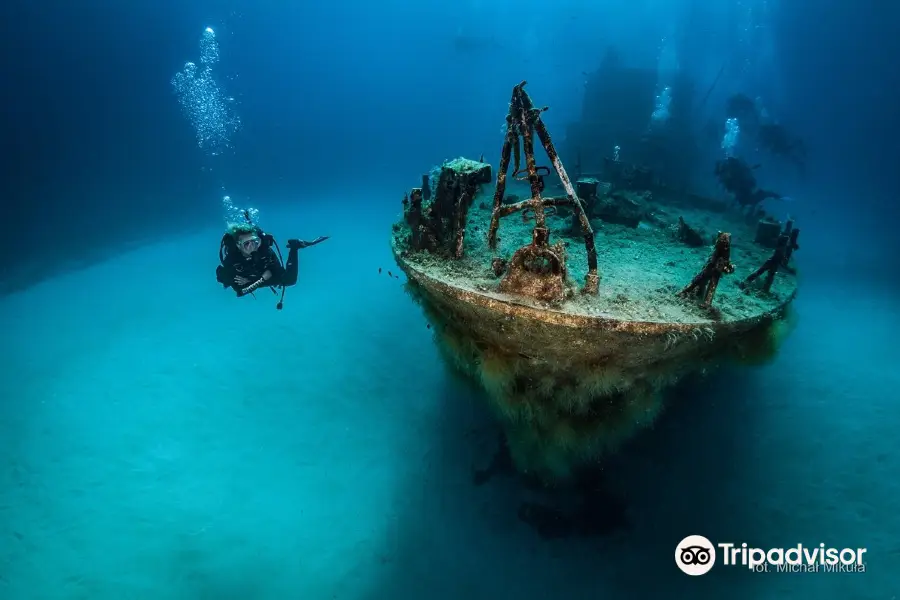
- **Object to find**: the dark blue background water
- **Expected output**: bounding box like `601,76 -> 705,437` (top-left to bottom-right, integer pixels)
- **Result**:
5,0 -> 898,270
1,0 -> 898,598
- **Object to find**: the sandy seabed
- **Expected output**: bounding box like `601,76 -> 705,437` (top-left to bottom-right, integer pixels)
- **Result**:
0,200 -> 898,600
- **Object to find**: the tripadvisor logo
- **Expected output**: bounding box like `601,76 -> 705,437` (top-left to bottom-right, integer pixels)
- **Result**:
676,535 -> 716,575
675,536 -> 868,575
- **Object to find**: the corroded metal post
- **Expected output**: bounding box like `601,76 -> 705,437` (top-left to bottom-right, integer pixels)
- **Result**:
402,160 -> 490,259
782,227 -> 800,268
488,95 -> 520,249
740,232 -> 790,293
679,231 -> 735,309
407,188 -> 423,250
517,94 -> 548,232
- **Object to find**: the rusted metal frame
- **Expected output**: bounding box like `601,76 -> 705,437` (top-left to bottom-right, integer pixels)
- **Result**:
495,196 -> 573,219
518,82 -> 600,294
487,80 -> 601,295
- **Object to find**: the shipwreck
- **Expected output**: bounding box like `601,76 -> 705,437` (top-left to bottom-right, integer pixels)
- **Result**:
390,81 -> 799,483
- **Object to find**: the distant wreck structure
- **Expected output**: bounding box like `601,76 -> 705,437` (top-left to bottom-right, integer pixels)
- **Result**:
391,81 -> 799,483
565,47 -> 699,193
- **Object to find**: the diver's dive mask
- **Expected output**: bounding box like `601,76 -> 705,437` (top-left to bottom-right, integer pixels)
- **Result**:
239,235 -> 261,253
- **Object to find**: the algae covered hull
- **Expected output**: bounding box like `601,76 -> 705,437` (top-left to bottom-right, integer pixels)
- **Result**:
394,241 -> 794,368
390,82 -> 799,482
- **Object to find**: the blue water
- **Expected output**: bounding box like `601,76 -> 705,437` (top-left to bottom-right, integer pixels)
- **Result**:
4,0 -> 900,596
1,194 -> 898,598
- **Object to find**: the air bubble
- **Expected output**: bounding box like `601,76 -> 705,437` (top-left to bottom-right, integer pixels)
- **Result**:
171,27 -> 239,155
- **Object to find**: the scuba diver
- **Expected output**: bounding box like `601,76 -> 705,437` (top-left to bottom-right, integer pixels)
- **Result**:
725,93 -> 761,128
714,157 -> 783,213
758,123 -> 807,174
215,214 -> 328,310
724,93 -> 807,174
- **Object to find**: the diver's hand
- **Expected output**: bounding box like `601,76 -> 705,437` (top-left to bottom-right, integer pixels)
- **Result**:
235,275 -> 252,286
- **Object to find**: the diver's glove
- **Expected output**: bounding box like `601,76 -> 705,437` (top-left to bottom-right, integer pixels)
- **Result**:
287,236 -> 329,250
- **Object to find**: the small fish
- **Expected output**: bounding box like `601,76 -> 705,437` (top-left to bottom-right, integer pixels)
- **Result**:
378,267 -> 382,274
388,270 -> 394,277
426,323 -> 431,329
394,274 -> 399,279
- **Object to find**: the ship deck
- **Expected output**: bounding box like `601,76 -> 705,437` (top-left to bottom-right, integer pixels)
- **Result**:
393,179 -> 798,329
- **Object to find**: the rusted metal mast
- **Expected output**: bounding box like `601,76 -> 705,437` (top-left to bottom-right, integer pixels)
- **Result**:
487,81 -> 600,295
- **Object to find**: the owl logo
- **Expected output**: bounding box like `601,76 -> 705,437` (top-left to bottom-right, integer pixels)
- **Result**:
676,535 -> 716,575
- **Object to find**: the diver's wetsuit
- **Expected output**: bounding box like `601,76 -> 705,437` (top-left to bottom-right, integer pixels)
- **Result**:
216,233 -> 299,297
758,124 -> 807,173
715,157 -> 782,211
